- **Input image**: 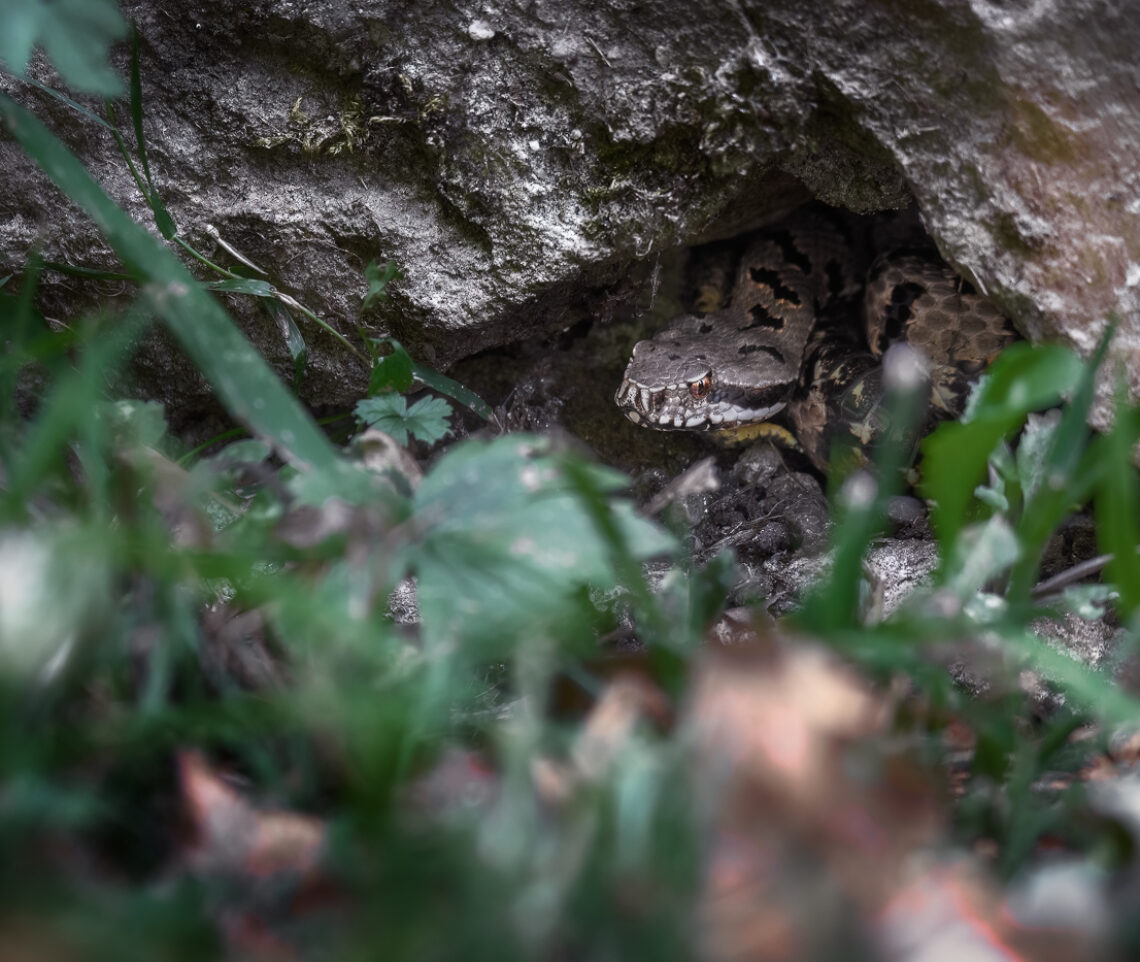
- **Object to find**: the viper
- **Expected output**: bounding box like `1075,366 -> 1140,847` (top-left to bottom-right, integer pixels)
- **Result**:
614,208 -> 1015,470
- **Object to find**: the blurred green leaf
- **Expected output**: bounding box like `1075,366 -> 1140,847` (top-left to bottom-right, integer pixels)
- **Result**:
205,439 -> 272,471
97,398 -> 168,449
921,343 -> 1083,567
0,523 -> 115,681
974,482 -> 1009,513
0,0 -> 127,96
1002,627 -> 1140,726
1051,584 -> 1114,621
1006,331 -> 1111,601
362,259 -> 403,311
0,773 -> 104,831
264,299 -> 308,391
1096,400 -> 1140,623
204,278 -> 275,297
1015,410 -> 1061,504
411,435 -> 675,653
945,515 -> 1020,600
368,338 -> 415,395
3,310 -> 147,509
286,458 -> 396,508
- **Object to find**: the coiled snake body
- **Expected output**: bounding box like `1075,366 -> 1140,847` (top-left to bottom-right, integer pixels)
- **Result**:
614,209 -> 1015,470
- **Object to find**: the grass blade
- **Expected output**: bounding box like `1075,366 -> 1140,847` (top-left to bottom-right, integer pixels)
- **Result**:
1005,329 -> 1112,601
412,363 -> 492,421
1096,400 -> 1140,624
921,343 -> 1083,570
126,27 -> 176,239
0,92 -> 343,475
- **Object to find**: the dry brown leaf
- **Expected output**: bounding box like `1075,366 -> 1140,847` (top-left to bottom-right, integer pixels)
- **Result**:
689,611 -> 1110,962
533,672 -> 669,807
571,674 -> 670,782
0,919 -> 77,962
179,750 -> 325,880
355,427 -> 423,490
690,613 -> 939,960
178,751 -> 341,960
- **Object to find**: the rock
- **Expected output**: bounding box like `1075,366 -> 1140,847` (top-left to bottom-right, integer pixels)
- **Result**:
1,0 -> 1137,430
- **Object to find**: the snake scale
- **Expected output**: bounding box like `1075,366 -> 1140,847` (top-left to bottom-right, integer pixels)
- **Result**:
614,208 -> 1015,470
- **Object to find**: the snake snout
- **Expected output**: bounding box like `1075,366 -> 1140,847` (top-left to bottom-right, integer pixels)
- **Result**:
615,377 -> 658,424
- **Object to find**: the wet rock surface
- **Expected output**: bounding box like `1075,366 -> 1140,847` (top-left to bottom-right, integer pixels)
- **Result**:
2,0 -> 1138,430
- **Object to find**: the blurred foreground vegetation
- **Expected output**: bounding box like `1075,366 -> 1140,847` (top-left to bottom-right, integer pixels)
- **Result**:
4,5 -> 1140,960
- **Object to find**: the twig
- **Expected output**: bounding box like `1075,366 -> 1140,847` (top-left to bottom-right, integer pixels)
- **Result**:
1031,553 -> 1113,600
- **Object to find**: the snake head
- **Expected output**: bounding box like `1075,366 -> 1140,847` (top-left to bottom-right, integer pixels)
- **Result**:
615,324 -> 792,431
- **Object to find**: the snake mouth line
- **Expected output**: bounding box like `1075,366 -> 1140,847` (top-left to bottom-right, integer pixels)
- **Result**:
615,377 -> 786,430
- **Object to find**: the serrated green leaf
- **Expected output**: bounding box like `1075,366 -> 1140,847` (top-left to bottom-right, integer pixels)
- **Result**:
355,394 -> 410,445
402,396 -> 452,445
356,393 -> 450,447
364,337 -> 491,420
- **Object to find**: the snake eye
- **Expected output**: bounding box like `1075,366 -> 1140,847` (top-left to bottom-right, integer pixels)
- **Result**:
689,374 -> 712,400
